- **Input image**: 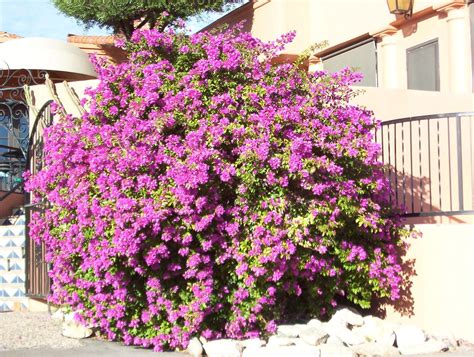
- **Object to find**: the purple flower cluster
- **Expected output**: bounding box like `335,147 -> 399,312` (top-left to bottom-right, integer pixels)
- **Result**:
26,24 -> 410,351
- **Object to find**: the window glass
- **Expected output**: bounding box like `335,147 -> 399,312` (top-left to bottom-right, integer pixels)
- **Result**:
322,40 -> 377,87
407,39 -> 439,91
0,126 -> 8,147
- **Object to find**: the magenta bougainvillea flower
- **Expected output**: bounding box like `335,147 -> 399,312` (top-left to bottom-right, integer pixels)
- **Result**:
26,23 -> 412,351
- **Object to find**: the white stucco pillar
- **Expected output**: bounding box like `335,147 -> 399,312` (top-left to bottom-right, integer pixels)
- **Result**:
435,1 -> 469,93
371,26 -> 399,89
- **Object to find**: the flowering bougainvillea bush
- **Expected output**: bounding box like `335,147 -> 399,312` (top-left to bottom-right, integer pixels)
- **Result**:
26,24 -> 412,351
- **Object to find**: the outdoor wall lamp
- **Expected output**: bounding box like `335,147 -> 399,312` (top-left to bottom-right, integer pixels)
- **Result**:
386,0 -> 414,18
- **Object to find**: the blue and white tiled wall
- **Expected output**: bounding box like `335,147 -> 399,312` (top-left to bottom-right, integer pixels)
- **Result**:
0,214 -> 27,311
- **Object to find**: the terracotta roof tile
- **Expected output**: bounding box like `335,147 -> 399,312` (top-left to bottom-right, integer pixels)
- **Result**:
67,34 -> 118,45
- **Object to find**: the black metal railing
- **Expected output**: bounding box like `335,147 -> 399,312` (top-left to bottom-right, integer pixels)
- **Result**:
377,112 -> 474,217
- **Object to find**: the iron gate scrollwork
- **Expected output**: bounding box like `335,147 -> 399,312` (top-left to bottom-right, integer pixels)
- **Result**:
25,100 -> 53,299
0,100 -> 28,193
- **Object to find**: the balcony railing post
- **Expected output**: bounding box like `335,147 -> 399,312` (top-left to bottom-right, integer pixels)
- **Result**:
456,115 -> 464,211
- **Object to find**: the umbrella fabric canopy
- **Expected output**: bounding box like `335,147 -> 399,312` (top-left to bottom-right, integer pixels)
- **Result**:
0,37 -> 97,78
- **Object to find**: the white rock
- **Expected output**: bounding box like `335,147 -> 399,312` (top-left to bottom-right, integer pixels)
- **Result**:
307,318 -> 323,328
377,330 -> 396,347
242,345 -> 320,357
299,327 -> 329,346
187,337 -> 203,357
351,342 -> 401,356
63,311 -> 77,323
358,316 -> 383,340
325,335 -> 344,346
395,325 -> 425,349
318,344 -> 355,357
291,338 -> 311,347
330,308 -> 364,327
267,335 -> 295,347
277,324 -> 307,337
429,329 -> 458,348
202,339 -> 243,357
61,321 -> 93,339
240,338 -> 265,349
51,308 -> 65,321
354,317 -> 395,347
398,339 -> 448,355
322,323 -> 365,346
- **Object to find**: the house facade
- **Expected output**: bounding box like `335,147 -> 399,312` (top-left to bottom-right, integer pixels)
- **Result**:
203,0 -> 474,342
2,0 -> 473,343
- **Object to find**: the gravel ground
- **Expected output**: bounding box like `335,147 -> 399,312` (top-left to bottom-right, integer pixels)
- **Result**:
0,311 -> 82,351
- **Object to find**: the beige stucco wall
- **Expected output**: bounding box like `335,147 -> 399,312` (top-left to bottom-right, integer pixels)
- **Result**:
374,6 -> 473,93
211,1 -> 473,95
211,0 -> 436,54
352,87 -> 474,120
385,223 -> 474,342
308,0 -> 431,48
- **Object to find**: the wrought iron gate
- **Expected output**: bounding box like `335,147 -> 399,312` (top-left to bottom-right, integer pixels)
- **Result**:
24,100 -> 53,299
1,68 -> 53,299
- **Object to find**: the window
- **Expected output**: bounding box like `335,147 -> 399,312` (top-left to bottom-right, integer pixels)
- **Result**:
322,40 -> 377,87
407,39 -> 440,91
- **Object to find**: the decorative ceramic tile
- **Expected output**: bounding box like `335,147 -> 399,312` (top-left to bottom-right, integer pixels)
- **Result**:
7,251 -> 20,259
10,276 -> 24,283
0,302 -> 12,311
5,287 -> 24,296
9,263 -> 22,271
1,229 -> 15,237
0,217 -> 26,312
13,289 -> 24,297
